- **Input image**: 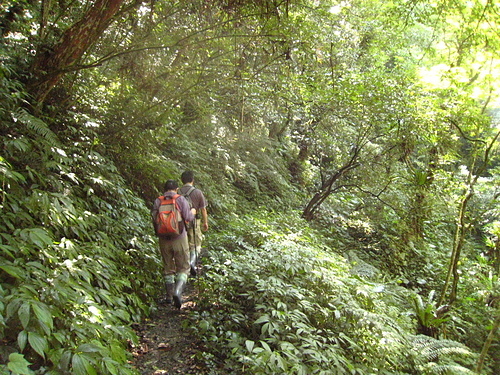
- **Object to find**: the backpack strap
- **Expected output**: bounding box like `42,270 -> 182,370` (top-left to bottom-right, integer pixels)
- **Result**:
161,193 -> 180,200
183,186 -> 196,198
181,186 -> 198,221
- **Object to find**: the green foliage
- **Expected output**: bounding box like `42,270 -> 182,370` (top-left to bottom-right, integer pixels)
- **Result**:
1,0 -> 499,373
411,335 -> 476,375
0,111 -> 161,373
4,353 -> 34,375
192,211 -> 477,374
412,290 -> 450,338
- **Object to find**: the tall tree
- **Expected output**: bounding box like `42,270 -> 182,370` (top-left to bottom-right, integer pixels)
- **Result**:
439,128 -> 500,306
27,0 -> 136,105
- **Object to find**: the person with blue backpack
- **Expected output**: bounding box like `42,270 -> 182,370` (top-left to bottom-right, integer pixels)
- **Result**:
151,179 -> 196,308
179,171 -> 208,276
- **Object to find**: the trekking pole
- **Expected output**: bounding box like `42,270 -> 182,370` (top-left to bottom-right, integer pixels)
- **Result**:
193,215 -> 197,265
192,216 -> 200,299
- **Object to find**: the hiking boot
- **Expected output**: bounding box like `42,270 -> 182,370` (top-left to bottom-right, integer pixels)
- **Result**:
165,282 -> 174,304
189,251 -> 197,277
173,279 -> 186,309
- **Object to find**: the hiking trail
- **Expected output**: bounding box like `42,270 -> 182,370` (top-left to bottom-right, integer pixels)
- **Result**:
131,282 -> 211,375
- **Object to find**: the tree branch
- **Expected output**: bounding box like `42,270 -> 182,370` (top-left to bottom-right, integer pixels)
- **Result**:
449,119 -> 487,145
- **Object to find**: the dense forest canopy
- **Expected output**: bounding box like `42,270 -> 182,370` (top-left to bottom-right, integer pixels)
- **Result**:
1,0 -> 499,374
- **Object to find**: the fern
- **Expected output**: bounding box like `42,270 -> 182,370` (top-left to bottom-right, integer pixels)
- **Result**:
421,363 -> 476,375
412,290 -> 450,338
411,335 -> 476,374
12,109 -> 60,147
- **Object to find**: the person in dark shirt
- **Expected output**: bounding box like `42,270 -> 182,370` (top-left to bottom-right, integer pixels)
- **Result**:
179,171 -> 208,276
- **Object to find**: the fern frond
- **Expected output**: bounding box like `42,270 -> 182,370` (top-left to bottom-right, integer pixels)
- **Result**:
5,136 -> 30,152
348,251 -> 380,279
411,335 -> 475,374
13,109 -> 60,147
412,335 -> 473,360
420,362 -> 476,375
339,304 -> 409,347
0,157 -> 26,183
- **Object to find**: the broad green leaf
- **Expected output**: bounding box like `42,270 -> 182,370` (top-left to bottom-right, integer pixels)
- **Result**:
254,314 -> 269,324
110,340 -> 127,362
104,360 -> 118,375
245,340 -> 255,353
17,330 -> 27,352
0,244 -> 16,259
6,298 -> 23,320
0,264 -> 25,279
27,331 -> 47,359
7,353 -> 34,375
52,332 -> 67,344
77,343 -> 103,354
27,228 -> 53,248
59,350 -> 72,372
71,354 -> 86,375
260,340 -> 271,352
112,308 -> 130,321
18,302 -> 30,329
32,302 -> 53,334
71,354 -> 97,375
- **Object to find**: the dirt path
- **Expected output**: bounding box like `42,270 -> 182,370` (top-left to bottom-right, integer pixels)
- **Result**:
131,281 -> 210,375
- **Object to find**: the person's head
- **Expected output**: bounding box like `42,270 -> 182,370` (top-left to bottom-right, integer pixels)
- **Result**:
181,170 -> 195,184
164,179 -> 178,192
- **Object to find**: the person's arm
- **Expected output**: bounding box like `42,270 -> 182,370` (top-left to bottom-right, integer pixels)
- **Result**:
194,189 -> 208,231
151,198 -> 160,230
201,207 -> 208,231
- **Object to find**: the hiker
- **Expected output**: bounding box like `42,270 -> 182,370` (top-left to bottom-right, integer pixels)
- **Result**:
151,179 -> 196,308
179,170 -> 208,276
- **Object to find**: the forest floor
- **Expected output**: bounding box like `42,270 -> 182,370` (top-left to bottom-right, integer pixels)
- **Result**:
130,273 -> 213,375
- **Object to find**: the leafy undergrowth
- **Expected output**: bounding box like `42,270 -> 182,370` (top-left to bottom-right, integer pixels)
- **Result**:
0,119 -> 162,374
188,212 -> 479,375
0,113 -> 485,374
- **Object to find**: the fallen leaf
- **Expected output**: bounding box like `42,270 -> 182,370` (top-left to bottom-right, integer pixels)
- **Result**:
157,342 -> 172,351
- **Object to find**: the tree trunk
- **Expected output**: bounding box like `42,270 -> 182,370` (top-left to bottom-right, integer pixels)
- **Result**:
438,187 -> 473,306
438,129 -> 500,307
27,0 -> 128,105
302,147 -> 360,220
475,311 -> 500,374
